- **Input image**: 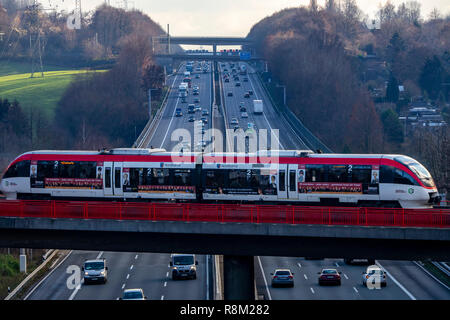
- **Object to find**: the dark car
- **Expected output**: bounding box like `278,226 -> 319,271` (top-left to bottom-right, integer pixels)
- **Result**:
188,116 -> 195,122
224,78 -> 230,83
235,82 -> 241,87
194,98 -> 200,104
318,269 -> 342,286
271,269 -> 294,287
248,90 -> 254,95
227,92 -> 233,97
244,92 -> 250,98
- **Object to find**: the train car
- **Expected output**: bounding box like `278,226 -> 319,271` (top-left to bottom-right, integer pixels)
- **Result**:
0,149 -> 440,208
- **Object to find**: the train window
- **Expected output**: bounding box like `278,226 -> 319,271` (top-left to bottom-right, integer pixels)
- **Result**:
380,166 -> 418,186
78,162 -> 96,179
114,168 -> 121,188
328,165 -> 349,182
58,162 -> 77,178
3,160 -> 30,178
279,170 -> 285,191
173,169 -> 192,186
105,168 -> 111,188
350,165 -> 372,184
153,168 -> 170,185
228,170 -> 248,189
289,170 -> 296,191
37,161 -> 58,179
305,165 -> 326,182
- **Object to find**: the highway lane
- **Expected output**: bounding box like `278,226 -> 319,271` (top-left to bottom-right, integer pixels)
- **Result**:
26,61 -> 213,301
218,61 -> 450,300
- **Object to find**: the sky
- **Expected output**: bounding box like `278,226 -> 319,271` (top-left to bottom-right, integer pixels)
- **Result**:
41,0 -> 450,37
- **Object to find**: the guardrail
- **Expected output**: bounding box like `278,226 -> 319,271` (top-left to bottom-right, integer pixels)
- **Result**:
0,200 -> 449,229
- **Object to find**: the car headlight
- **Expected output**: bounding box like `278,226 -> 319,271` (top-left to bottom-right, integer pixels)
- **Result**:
85,272 -> 89,276
100,271 -> 105,275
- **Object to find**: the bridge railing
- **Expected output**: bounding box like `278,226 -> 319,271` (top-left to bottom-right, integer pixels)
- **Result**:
0,200 -> 449,229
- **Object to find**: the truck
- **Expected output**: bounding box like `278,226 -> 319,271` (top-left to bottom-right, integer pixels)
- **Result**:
170,254 -> 198,280
253,99 -> 263,114
179,83 -> 188,97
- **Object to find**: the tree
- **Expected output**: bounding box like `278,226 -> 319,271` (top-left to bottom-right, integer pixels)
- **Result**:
419,56 -> 443,100
381,109 -> 403,144
141,64 -> 164,91
386,74 -> 399,103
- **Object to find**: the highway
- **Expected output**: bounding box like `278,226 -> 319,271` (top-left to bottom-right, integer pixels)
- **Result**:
24,60 -> 449,301
27,62 -> 213,301
217,61 -> 450,300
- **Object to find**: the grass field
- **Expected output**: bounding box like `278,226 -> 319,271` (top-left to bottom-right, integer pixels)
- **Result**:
0,64 -> 105,119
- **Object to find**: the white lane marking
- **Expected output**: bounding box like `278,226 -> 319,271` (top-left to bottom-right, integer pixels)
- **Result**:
96,251 -> 104,259
166,272 -> 169,277
413,261 -> 450,291
68,283 -> 81,301
160,94 -> 181,148
303,274 -> 308,280
122,283 -> 125,289
344,274 -> 349,280
310,287 -> 315,294
161,295 -> 165,300
135,255 -> 138,260
25,250 -> 74,300
130,265 -> 133,270
353,287 -> 359,293
164,282 -> 167,287
168,264 -> 171,268
257,256 -> 272,300
335,262 -> 340,267
297,262 -> 302,268
126,274 -> 130,280
376,261 -> 416,300
116,297 -> 119,300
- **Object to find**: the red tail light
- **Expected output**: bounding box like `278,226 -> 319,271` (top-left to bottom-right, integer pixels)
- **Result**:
288,275 -> 293,279
273,276 -> 278,279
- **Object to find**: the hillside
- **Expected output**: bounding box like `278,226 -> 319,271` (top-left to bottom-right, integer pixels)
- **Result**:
0,66 -> 105,119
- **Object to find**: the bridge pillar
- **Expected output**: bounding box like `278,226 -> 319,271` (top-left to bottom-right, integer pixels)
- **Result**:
223,255 -> 255,300
213,44 -> 217,56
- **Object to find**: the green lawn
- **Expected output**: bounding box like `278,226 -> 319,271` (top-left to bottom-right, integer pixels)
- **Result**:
0,69 -> 105,119
0,61 -> 65,77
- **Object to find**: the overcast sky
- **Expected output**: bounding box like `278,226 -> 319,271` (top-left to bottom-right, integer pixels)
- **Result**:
43,0 -> 450,37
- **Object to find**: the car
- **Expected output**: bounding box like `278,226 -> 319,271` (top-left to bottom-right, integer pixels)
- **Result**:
201,116 -> 208,124
170,254 -> 198,280
230,118 -> 239,126
235,82 -> 241,87
188,116 -> 195,122
318,269 -> 342,286
82,259 -> 108,284
362,265 -> 387,288
271,269 -> 294,287
202,109 -> 209,116
227,92 -> 233,97
243,77 -> 249,82
120,288 -> 147,300
241,112 -> 248,118
244,92 -> 250,98
194,105 -> 201,112
188,104 -> 195,114
193,85 -> 199,91
195,74 -> 200,79
248,90 -> 254,95
194,98 -> 200,104
224,78 -> 230,83
234,76 -> 240,81
247,122 -> 254,129
175,108 -> 183,117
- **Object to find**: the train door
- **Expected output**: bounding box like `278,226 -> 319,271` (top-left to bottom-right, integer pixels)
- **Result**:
288,164 -> 298,200
277,165 -> 288,199
103,162 -> 113,197
113,162 -> 123,197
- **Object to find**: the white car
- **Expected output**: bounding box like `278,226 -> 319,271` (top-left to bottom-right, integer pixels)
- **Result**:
241,112 -> 248,118
362,265 -> 387,288
120,288 -> 147,300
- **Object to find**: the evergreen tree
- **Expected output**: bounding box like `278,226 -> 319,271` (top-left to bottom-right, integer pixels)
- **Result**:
386,74 -> 399,103
419,56 -> 443,100
381,109 -> 404,143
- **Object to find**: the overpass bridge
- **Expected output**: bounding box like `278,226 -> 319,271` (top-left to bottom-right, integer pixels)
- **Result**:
0,200 -> 449,299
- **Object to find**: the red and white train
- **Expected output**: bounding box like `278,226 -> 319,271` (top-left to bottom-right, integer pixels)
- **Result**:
0,148 -> 440,208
